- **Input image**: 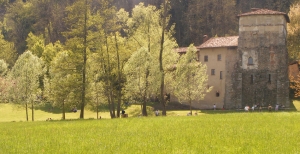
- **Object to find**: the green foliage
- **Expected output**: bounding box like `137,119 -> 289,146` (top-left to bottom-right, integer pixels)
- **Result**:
9,51 -> 43,102
1,113 -> 300,153
124,47 -> 153,102
172,44 -> 211,112
8,50 -> 43,121
26,32 -> 45,58
287,3 -> 300,61
48,50 -> 81,109
0,29 -> 17,67
0,59 -> 8,76
5,1 -> 36,54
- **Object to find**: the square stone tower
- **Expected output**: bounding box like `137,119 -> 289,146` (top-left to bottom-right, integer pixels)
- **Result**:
229,8 -> 290,108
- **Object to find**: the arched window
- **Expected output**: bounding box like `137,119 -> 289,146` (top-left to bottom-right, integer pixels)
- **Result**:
248,57 -> 254,65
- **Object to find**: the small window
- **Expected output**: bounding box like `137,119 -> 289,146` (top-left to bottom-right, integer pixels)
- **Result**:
218,54 -> 221,61
204,55 -> 208,62
220,71 -> 223,79
268,74 -> 271,83
216,91 -> 220,97
250,75 -> 254,84
211,69 -> 215,75
248,57 -> 254,65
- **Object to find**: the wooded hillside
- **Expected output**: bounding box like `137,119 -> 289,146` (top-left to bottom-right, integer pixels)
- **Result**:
0,0 -> 297,54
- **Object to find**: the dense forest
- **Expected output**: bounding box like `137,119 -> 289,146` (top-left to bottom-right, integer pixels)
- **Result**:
0,0 -> 299,120
0,0 -> 298,55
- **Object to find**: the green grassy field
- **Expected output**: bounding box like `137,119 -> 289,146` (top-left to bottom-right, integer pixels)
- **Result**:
0,101 -> 300,153
1,113 -> 300,153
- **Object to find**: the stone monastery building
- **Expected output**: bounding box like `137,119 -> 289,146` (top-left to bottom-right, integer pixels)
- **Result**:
174,8 -> 290,109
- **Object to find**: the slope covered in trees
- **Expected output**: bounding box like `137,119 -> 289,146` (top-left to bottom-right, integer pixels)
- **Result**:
0,0 -> 296,54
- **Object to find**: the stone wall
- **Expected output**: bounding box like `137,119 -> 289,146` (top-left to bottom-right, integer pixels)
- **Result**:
229,14 -> 290,108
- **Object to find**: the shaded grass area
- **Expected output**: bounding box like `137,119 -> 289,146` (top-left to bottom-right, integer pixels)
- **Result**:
0,113 -> 300,153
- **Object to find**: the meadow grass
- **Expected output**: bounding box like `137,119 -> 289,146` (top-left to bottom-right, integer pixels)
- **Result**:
0,112 -> 300,154
0,102 -> 300,153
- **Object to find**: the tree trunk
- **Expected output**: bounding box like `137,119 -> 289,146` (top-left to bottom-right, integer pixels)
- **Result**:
62,100 -> 65,120
189,99 -> 192,115
142,95 -> 148,116
104,34 -> 115,119
25,102 -> 28,121
107,95 -> 113,117
114,33 -> 122,118
159,0 -> 167,116
110,91 -> 116,118
97,106 -> 99,119
31,101 -> 34,121
80,0 -> 88,119
96,88 -> 99,119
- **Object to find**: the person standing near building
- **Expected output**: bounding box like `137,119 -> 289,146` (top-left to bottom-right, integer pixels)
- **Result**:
275,104 -> 279,111
213,104 -> 216,110
268,104 -> 272,112
155,110 -> 159,116
244,105 -> 249,112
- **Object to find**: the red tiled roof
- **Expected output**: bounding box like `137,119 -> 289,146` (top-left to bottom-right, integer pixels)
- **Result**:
197,36 -> 238,49
175,47 -> 188,53
238,8 -> 290,23
174,47 -> 200,53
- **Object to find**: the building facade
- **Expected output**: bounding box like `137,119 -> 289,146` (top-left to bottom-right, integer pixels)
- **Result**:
173,8 -> 290,109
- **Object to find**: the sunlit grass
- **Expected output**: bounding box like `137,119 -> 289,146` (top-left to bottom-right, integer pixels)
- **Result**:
293,100 -> 300,111
0,113 -> 300,153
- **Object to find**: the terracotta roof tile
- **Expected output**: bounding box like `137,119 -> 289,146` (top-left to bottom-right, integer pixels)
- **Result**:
175,47 -> 188,53
175,47 -> 200,53
238,8 -> 290,23
198,36 -> 239,49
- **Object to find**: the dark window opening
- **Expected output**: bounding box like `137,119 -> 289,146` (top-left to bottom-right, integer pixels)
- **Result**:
216,91 -> 220,97
211,69 -> 215,75
204,55 -> 208,62
248,57 -> 254,65
268,74 -> 271,83
218,54 -> 221,61
220,71 -> 223,79
250,75 -> 254,84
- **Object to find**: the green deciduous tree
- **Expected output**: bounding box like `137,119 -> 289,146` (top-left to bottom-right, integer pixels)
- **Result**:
26,32 -> 45,58
0,60 -> 9,103
124,3 -> 178,116
172,44 -> 211,114
124,47 -> 153,115
63,0 -> 90,119
47,50 -> 81,120
8,51 -> 43,121
0,59 -> 8,76
0,28 -> 17,67
287,3 -> 300,61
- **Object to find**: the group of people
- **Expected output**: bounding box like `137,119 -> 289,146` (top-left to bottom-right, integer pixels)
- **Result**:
244,103 -> 285,112
244,104 -> 259,112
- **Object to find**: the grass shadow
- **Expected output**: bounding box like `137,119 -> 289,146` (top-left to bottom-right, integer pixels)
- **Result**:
35,103 -> 76,114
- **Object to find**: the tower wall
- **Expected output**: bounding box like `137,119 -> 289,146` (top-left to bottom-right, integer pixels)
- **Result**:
230,15 -> 290,108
